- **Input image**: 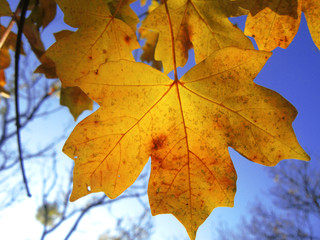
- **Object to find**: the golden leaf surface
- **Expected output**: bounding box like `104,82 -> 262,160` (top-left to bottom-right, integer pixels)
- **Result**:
45,0 -> 139,87
302,0 -> 320,49
62,47 -> 309,240
142,0 -> 253,73
244,0 -> 320,50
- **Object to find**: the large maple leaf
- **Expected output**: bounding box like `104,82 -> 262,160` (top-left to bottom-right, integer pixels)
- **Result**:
45,1 -> 310,239
61,47 -> 308,239
142,0 -> 253,73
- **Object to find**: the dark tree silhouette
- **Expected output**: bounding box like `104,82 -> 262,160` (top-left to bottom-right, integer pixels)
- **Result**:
217,160 -> 320,240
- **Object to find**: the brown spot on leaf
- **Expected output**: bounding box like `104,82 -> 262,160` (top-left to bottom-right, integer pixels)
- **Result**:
151,134 -> 168,151
124,36 -> 131,44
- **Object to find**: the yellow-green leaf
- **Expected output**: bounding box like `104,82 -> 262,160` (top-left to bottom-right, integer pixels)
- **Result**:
62,47 -> 309,240
60,86 -> 93,121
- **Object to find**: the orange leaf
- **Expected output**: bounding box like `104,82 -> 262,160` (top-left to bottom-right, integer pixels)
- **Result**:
243,0 -> 320,50
0,25 -> 24,69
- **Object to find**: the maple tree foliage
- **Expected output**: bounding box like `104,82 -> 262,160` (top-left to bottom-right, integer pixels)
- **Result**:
1,0 -> 318,239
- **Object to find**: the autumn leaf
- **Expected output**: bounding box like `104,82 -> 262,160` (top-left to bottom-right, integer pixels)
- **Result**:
244,0 -> 301,51
140,0 -> 147,6
45,0 -> 139,87
243,0 -> 320,50
35,54 -> 57,78
60,86 -> 93,121
23,18 -> 46,59
302,0 -> 320,49
35,30 -> 74,79
108,0 -> 139,31
28,0 -> 57,29
142,0 -> 253,73
0,0 -> 11,16
61,47 -> 309,240
0,25 -> 24,70
139,28 -> 162,70
0,69 -> 10,99
44,1 -> 310,239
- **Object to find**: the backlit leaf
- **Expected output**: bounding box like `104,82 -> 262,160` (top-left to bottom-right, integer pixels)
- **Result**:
62,47 -> 309,240
46,0 -> 139,87
45,1 -> 312,239
139,28 -> 162,70
23,18 -> 45,58
60,86 -> 93,121
302,0 -> 320,49
244,0 -> 301,51
0,69 -> 10,98
142,0 -> 253,73
243,0 -> 320,50
0,25 -> 24,69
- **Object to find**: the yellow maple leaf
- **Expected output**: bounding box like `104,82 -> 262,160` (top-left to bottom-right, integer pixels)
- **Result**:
62,47 -> 309,240
142,0 -> 253,74
45,1 -> 310,239
45,0 -> 139,87
243,0 -> 320,50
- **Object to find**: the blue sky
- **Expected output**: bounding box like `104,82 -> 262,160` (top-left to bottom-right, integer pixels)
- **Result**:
1,0 -> 319,239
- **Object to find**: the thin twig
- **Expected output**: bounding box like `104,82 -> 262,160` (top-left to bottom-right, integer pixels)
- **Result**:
0,1 -> 23,49
14,0 -> 31,197
0,21 -> 15,49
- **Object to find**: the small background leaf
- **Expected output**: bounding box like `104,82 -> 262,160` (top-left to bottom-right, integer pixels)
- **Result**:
60,86 -> 93,121
0,0 -> 12,16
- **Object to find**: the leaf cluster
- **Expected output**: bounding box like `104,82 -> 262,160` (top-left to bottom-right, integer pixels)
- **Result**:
1,0 -> 317,239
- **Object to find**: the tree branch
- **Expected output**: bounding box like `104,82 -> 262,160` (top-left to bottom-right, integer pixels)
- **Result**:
14,0 -> 31,197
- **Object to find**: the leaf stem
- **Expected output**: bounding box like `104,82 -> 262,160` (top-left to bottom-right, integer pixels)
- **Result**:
15,0 -> 31,198
164,0 -> 179,81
